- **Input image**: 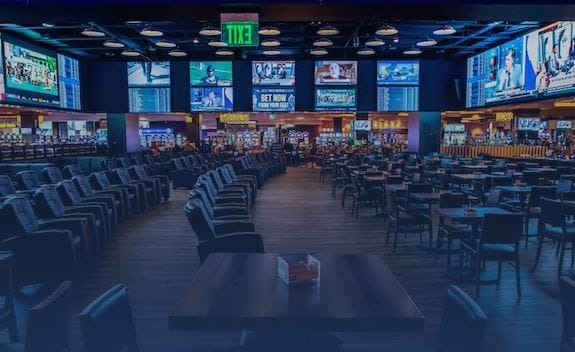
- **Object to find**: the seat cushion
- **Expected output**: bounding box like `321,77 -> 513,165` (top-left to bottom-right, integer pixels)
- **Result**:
462,239 -> 516,259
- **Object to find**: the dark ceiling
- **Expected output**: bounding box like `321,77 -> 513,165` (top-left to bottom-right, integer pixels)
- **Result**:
0,1 -> 566,61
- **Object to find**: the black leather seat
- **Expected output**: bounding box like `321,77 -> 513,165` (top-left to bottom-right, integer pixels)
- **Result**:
129,165 -> 170,202
437,285 -> 487,352
208,170 -> 252,207
41,166 -> 65,185
188,188 -> 249,221
170,157 -> 199,190
79,284 -> 140,352
215,166 -> 255,202
223,164 -> 258,192
0,175 -> 34,197
196,232 -> 264,264
13,171 -> 42,191
196,175 -> 249,209
62,164 -> 84,179
0,197 -> 77,288
90,171 -> 138,215
73,174 -> 126,221
111,168 -> 156,209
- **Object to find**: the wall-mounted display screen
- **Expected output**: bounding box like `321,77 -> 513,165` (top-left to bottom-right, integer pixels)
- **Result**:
67,121 -> 87,136
3,41 -> 60,107
444,124 -> 465,132
57,54 -> 81,110
127,61 -> 170,86
190,61 -> 232,86
314,61 -> 357,85
557,120 -> 572,129
251,61 -> 295,86
353,120 -> 372,131
191,87 -> 233,111
377,86 -> 419,111
377,61 -> 419,85
315,88 -> 356,111
517,117 -> 541,130
0,34 -> 4,101
129,87 -> 171,113
252,87 -> 295,111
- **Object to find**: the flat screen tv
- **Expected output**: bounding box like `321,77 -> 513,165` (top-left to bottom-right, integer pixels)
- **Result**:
252,87 -> 295,111
190,87 -> 233,111
127,61 -> 170,86
517,117 -> 541,131
315,88 -> 356,111
353,120 -> 372,131
252,61 -> 295,86
557,120 -> 572,129
190,61 -> 232,86
377,61 -> 419,85
314,60 -> 357,85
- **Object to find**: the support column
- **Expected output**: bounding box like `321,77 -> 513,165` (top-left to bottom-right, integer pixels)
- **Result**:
333,117 -> 342,133
408,112 -> 441,155
185,113 -> 201,146
107,113 -> 140,155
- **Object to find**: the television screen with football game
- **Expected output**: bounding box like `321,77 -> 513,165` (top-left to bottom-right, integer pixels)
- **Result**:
190,61 -> 233,86
252,61 -> 295,86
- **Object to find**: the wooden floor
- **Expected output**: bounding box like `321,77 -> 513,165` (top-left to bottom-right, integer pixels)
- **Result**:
8,167 -> 568,351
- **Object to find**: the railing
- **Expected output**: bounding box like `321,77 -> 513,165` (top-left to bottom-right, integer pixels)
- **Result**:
440,145 -> 548,158
0,144 -> 103,162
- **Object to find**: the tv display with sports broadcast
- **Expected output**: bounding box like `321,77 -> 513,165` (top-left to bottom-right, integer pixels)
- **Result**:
314,61 -> 357,85
190,61 -> 233,86
252,61 -> 295,86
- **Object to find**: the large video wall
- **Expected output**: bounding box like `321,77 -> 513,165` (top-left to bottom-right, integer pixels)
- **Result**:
466,21 -> 575,108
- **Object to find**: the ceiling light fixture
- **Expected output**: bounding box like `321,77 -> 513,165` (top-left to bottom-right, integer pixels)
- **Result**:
313,37 -> 333,47
168,49 -> 187,57
365,36 -> 385,47
81,27 -> 105,37
403,46 -> 422,55
416,37 -> 438,47
208,39 -> 228,47
392,35 -> 399,43
309,48 -> 328,56
199,26 -> 221,36
139,27 -> 163,37
155,40 -> 177,48
357,47 -> 375,56
103,39 -> 125,48
317,25 -> 339,36
121,49 -> 141,57
192,37 -> 200,44
262,49 -> 281,56
375,25 -> 398,36
261,38 -> 281,47
215,48 -> 234,56
433,25 -> 456,36
258,26 -> 281,36
42,22 -> 54,28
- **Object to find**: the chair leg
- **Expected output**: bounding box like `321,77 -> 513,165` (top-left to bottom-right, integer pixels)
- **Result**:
393,224 -> 399,253
434,233 -> 442,261
524,217 -> 529,248
515,254 -> 522,299
355,201 -> 360,219
341,188 -> 347,208
532,236 -> 545,271
475,256 -> 481,298
386,220 -> 393,246
497,261 -> 502,285
458,246 -> 464,280
559,239 -> 566,278
350,198 -> 356,216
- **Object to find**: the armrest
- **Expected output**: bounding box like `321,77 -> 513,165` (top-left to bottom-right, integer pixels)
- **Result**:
213,206 -> 249,217
215,196 -> 247,205
213,220 -> 256,235
217,189 -> 246,197
214,215 -> 251,221
38,218 -> 85,234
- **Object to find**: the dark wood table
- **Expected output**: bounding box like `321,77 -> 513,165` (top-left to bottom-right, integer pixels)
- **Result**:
0,252 -> 18,342
169,253 -> 424,351
462,165 -> 489,171
452,173 -> 487,182
385,184 -> 409,192
409,192 -> 441,203
525,167 -> 557,173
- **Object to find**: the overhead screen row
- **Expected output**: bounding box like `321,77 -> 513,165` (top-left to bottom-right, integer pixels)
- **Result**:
127,60 -> 420,113
466,21 -> 575,108
0,34 -> 81,110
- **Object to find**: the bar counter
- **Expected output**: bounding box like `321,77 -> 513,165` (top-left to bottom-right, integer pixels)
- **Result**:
440,145 -> 547,158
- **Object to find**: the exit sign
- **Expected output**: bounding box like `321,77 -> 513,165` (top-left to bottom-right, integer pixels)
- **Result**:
221,13 -> 259,47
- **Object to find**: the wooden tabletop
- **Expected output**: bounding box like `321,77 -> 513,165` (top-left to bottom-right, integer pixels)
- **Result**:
452,173 -> 487,181
497,185 -> 533,193
410,192 -> 441,202
436,207 -> 514,221
169,253 -> 424,333
462,165 -> 489,170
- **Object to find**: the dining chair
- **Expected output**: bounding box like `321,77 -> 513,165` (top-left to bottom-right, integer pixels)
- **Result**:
435,193 -> 472,270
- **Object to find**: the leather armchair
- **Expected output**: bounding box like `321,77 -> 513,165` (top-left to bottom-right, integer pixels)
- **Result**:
90,171 -> 139,215
170,157 -> 199,190
42,166 -> 65,185
130,165 -> 170,202
112,168 -> 155,209
73,174 -> 126,221
14,170 -> 42,191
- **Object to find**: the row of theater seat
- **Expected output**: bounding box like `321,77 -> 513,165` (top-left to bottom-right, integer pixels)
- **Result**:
0,162 -> 169,289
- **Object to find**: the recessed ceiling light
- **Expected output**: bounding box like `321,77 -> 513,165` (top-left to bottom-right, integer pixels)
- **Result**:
403,46 -> 422,55
357,47 -> 375,56
215,48 -> 234,56
365,36 -> 385,47
125,21 -> 143,25
199,26 -> 221,36
168,49 -> 187,57
155,40 -> 177,48
392,35 -> 399,43
375,25 -> 398,36
309,48 -> 328,56
261,38 -> 281,47
262,49 -> 281,56
433,25 -> 456,36
208,39 -> 228,47
258,26 -> 281,36
103,39 -> 125,48
317,25 -> 339,36
417,37 -> 438,47
140,27 -> 163,37
81,27 -> 105,37
42,22 -> 54,28
192,37 -> 200,44
313,37 -> 333,47
121,49 -> 141,57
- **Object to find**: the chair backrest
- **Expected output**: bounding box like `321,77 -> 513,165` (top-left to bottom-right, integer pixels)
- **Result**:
42,167 -> 65,184
15,170 -> 42,191
560,275 -> 575,351
437,285 -> 487,352
63,164 -> 83,179
188,188 -> 215,219
539,197 -> 566,229
170,158 -> 184,170
89,171 -> 113,191
56,180 -> 84,206
115,157 -> 131,169
0,175 -> 17,196
439,192 -> 468,208
79,284 -> 139,352
33,186 -> 67,218
490,176 -> 512,187
25,281 -> 72,352
480,213 -> 523,245
529,186 -> 558,208
72,175 -> 96,197
557,179 -> 573,195
385,175 -> 403,185
112,168 -> 133,186
129,165 -> 148,182
522,171 -> 541,186
412,173 -> 421,183
196,233 -> 264,264
183,199 -> 216,241
208,170 -> 225,190
0,196 -> 40,235
485,189 -> 502,207
408,183 -> 433,194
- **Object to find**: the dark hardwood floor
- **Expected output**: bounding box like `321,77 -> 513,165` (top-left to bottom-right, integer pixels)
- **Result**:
8,167 -> 568,351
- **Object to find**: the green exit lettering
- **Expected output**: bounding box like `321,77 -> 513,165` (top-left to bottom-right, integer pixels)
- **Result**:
222,21 -> 258,47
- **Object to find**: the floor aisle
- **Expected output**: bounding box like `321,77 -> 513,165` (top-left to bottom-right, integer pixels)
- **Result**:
46,167 -> 565,351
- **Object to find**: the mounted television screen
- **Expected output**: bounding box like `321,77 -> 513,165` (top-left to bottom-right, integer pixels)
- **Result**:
314,60 -> 357,85
377,61 -> 419,85
190,87 -> 233,111
252,87 -> 295,111
517,117 -> 541,130
128,87 -> 171,113
127,61 -> 170,86
315,88 -> 356,111
557,120 -> 572,129
444,124 -> 465,132
377,86 -> 419,111
57,54 -> 81,110
251,61 -> 295,86
3,41 -> 60,107
353,120 -> 372,131
190,61 -> 232,86
0,34 -> 4,101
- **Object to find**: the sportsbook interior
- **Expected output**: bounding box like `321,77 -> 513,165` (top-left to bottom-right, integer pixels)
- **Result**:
0,1 -> 575,351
